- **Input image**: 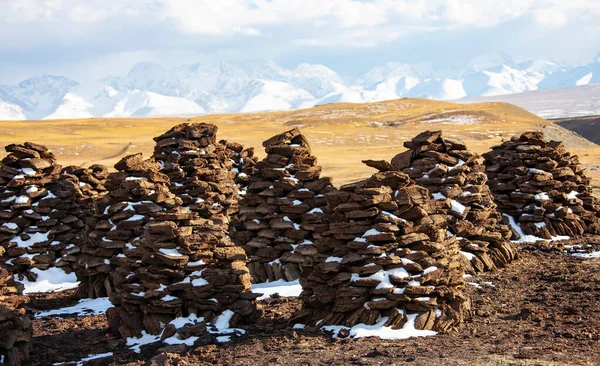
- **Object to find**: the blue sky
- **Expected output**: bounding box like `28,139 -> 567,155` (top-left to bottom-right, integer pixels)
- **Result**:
1,0 -> 599,83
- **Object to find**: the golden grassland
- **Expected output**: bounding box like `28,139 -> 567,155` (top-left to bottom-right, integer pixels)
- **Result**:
1,98 -> 599,189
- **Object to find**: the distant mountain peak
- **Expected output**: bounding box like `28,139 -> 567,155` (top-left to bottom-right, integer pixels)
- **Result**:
1,56 -> 599,121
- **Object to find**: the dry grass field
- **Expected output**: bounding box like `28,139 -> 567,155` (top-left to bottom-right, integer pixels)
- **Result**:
1,98 -> 598,189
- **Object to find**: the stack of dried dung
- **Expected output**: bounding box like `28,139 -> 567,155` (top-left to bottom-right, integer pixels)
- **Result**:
106,198 -> 257,343
219,139 -> 259,196
75,154 -> 180,298
152,123 -> 240,229
0,142 -> 86,282
61,164 -> 109,207
234,129 -> 335,283
0,266 -> 32,366
293,169 -> 470,334
483,131 -> 600,240
373,131 -> 517,273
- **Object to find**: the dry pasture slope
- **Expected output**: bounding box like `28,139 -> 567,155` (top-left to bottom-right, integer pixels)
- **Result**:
0,98 -> 599,188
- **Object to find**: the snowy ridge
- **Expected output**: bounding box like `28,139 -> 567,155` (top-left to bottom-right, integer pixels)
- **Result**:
1,56 -> 600,120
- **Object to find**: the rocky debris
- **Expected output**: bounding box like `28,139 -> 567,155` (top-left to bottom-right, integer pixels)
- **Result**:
483,131 -> 600,240
0,266 -> 32,366
233,129 -> 335,283
106,185 -> 258,344
375,131 -> 517,273
0,142 -> 86,282
292,169 -> 470,333
152,123 -> 240,229
75,154 -> 180,299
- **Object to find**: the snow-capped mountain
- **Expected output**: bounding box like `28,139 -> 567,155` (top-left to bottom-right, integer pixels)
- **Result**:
1,55 -> 600,120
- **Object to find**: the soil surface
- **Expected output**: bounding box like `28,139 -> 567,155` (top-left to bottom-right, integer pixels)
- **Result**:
26,239 -> 600,366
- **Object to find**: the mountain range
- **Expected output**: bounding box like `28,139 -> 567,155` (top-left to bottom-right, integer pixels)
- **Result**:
1,55 -> 600,121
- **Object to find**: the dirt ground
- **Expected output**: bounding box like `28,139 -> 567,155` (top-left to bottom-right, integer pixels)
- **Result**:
23,237 -> 600,366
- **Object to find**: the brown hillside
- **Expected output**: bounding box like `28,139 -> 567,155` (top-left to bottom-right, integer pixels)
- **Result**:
0,99 -> 598,190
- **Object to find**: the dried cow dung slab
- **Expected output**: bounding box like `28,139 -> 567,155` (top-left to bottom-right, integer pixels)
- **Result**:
381,131 -> 517,273
292,169 -> 470,334
483,131 -> 600,240
152,123 -> 241,229
75,153 -> 180,298
233,128 -> 335,283
0,142 -> 87,285
219,139 -> 259,196
0,266 -> 32,366
106,185 -> 258,345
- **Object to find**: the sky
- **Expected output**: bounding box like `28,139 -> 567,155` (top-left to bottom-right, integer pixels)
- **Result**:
1,0 -> 599,84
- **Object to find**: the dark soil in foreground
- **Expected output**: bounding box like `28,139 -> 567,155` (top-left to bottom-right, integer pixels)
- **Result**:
27,243 -> 600,366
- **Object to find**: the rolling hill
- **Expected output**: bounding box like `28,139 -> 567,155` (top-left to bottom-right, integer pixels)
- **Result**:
0,98 -> 597,191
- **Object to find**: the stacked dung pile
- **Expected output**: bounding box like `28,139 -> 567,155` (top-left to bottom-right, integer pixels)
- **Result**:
483,131 -> 600,239
0,142 -> 86,282
152,123 -> 239,229
219,139 -> 259,196
293,169 -> 470,333
75,154 -> 179,298
373,130 -> 517,273
234,129 -> 335,283
106,191 -> 257,342
0,266 -> 32,366
61,164 -> 109,208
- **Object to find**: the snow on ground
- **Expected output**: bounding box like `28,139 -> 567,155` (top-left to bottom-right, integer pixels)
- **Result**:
563,244 -> 600,259
570,252 -> 600,258
319,313 -> 437,340
35,297 -> 111,318
17,267 -> 79,294
503,214 -> 569,243
251,279 -> 302,300
419,114 -> 482,125
126,310 -> 246,353
52,352 -> 114,366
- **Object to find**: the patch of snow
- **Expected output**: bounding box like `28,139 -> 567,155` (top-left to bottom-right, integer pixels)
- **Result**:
11,231 -> 50,248
460,251 -> 476,261
503,214 -> 569,243
18,267 -> 79,294
15,196 -> 29,204
158,248 -> 185,257
35,297 -> 111,318
570,251 -> 600,259
321,313 -> 436,340
363,229 -> 382,237
432,192 -> 446,200
2,222 -> 18,230
450,200 -> 466,214
251,279 -> 302,300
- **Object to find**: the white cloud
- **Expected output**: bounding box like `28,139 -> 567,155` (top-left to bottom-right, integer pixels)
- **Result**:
3,0 -> 63,22
532,7 -> 568,28
0,0 -> 599,81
